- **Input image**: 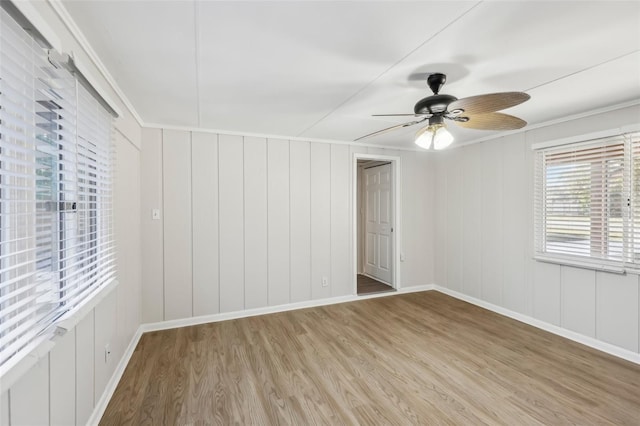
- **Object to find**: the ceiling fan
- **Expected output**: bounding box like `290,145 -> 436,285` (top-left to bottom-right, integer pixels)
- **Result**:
355,73 -> 530,150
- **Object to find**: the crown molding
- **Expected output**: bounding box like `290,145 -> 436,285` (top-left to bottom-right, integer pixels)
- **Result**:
47,0 -> 145,127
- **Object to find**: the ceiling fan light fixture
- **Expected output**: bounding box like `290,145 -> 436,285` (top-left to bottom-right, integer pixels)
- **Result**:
433,126 -> 454,150
414,122 -> 454,150
414,126 -> 434,149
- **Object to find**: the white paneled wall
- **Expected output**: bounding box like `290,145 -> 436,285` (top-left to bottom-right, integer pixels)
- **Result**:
267,139 -> 291,306
330,145 -> 351,297
191,132 -> 219,316
76,313 -> 96,425
10,357 -> 48,425
219,135 -> 246,312
243,137 -> 268,309
49,328 -> 75,425
501,135 -> 529,314
435,104 -> 640,356
400,150 -> 435,285
163,130 -> 194,320
141,128 -> 165,322
289,142 -> 312,302
141,129 -> 436,322
310,143 -> 332,300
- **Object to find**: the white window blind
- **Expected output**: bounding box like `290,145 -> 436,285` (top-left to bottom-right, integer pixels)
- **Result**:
0,5 -> 114,372
534,131 -> 640,268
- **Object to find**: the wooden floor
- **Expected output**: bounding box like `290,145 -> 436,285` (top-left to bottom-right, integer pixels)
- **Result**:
101,291 -> 640,425
357,274 -> 394,295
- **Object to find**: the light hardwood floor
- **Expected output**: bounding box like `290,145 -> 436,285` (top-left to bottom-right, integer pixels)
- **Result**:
100,291 -> 640,425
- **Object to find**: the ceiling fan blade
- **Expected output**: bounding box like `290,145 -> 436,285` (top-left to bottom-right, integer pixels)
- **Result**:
355,117 -> 428,141
372,113 -> 431,117
453,112 -> 527,131
448,92 -> 530,115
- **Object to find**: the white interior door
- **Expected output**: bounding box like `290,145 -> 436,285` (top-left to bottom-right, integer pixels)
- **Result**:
363,163 -> 393,284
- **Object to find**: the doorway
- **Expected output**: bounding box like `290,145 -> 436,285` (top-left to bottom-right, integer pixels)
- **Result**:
354,155 -> 400,295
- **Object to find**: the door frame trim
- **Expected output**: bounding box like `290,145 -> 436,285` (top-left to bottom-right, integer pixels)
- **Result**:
352,153 -> 402,294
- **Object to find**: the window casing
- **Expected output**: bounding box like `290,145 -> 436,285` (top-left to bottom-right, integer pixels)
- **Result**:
534,131 -> 640,269
0,5 -> 114,372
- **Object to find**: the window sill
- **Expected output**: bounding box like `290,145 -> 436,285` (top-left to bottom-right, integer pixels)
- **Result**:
534,255 -> 626,274
55,279 -> 119,332
0,279 -> 119,393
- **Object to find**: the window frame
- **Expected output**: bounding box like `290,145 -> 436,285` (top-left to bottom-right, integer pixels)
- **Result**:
533,127 -> 640,273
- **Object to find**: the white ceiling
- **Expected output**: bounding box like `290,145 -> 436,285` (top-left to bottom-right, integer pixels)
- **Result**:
62,1 -> 640,149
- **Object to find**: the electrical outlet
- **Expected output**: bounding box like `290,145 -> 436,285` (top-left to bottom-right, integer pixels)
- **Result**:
104,344 -> 111,363
321,277 -> 328,287
400,253 -> 405,262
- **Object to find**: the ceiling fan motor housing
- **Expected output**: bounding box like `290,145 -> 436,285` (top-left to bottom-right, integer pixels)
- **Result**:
414,94 -> 457,115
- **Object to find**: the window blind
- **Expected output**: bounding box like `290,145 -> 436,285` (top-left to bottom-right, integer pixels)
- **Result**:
0,5 -> 61,367
535,131 -> 640,268
0,5 -> 115,372
56,83 -> 115,312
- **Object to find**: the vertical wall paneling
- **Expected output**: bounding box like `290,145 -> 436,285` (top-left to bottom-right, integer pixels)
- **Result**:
532,261 -> 562,326
434,150 -> 448,287
140,128 -> 164,323
462,145 -> 482,297
94,291 -> 118,400
9,355 -> 49,425
561,266 -> 596,337
596,272 -> 639,352
330,144 -> 351,296
501,135 -> 527,314
399,151 -> 434,287
1,391 -> 8,425
191,132 -> 220,316
76,312 -> 95,425
310,143 -> 332,299
400,151 -> 418,286
290,141 -> 312,302
219,135 -> 245,312
50,328 -> 76,426
267,139 -> 291,306
523,132 -> 537,317
445,149 -> 463,291
244,137 -> 269,309
480,140 -> 503,305
162,129 -> 193,320
417,152 -> 435,285
115,132 -> 142,360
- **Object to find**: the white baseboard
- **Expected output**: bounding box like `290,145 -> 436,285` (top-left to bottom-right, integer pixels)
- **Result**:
142,284 -> 434,333
433,285 -> 640,365
88,326 -> 144,426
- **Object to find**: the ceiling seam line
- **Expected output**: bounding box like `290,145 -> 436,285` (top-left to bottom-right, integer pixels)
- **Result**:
524,49 -> 640,93
294,0 -> 484,138
194,0 -> 202,127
